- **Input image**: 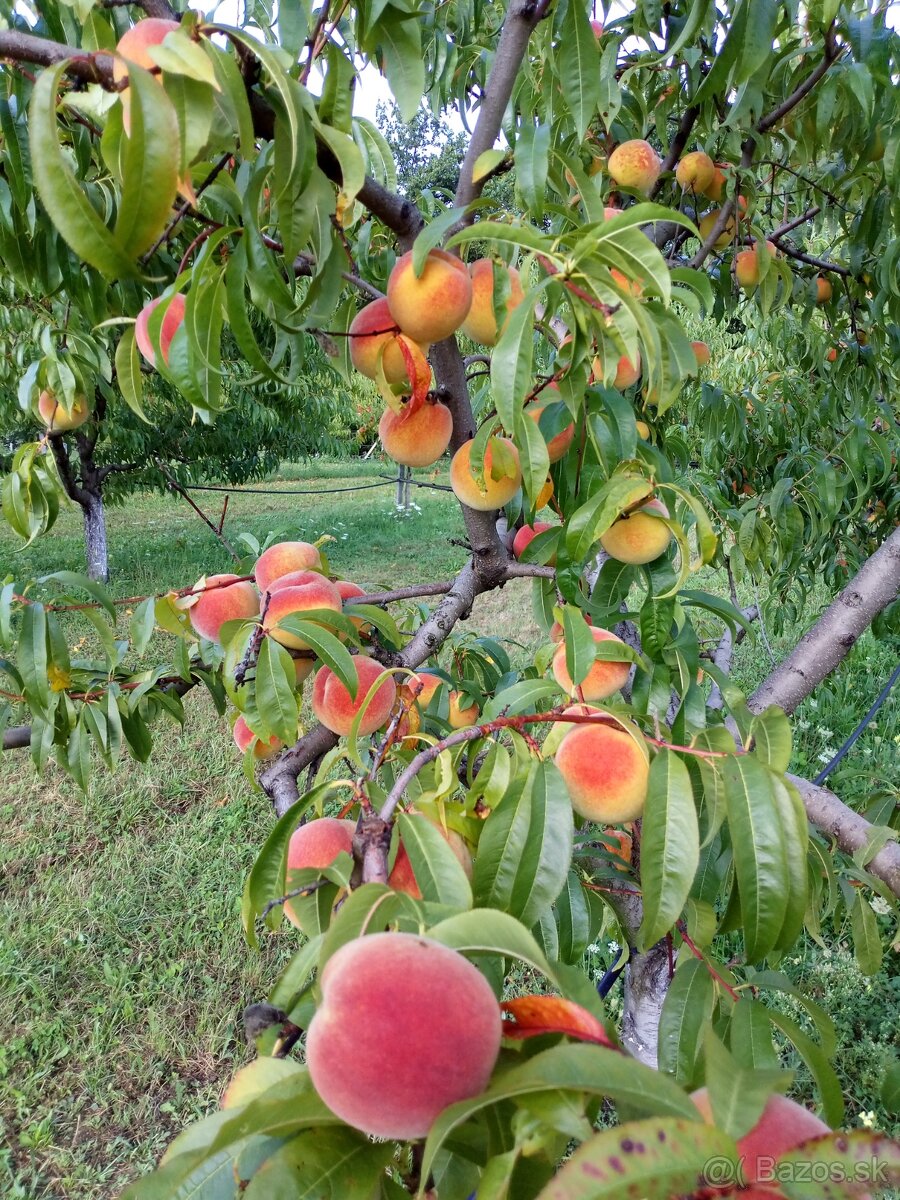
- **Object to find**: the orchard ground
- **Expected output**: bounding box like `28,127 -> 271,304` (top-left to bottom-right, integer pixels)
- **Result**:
0,457 -> 897,1200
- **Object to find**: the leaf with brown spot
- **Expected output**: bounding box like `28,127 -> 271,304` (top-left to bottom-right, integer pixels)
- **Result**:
778,1130 -> 900,1199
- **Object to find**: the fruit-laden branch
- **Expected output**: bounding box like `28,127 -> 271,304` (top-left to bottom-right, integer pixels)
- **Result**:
652,105 -> 700,196
765,238 -> 851,278
690,25 -> 841,271
749,526 -> 900,715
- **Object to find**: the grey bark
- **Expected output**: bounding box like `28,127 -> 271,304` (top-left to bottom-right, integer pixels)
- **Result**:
81,490 -> 109,583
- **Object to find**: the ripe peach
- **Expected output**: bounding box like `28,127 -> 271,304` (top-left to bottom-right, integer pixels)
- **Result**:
551,627 -> 631,701
590,19 -> 604,38
386,249 -> 473,345
607,139 -> 661,194
410,671 -> 443,708
379,401 -> 453,467
113,18 -> 180,134
460,259 -> 525,347
550,614 -> 592,642
691,1090 -> 830,1185
555,717 -> 649,823
37,391 -> 88,433
267,570 -> 323,594
189,574 -> 259,643
675,151 -> 715,193
254,542 -> 322,593
335,580 -> 369,632
826,347 -> 838,363
603,205 -> 622,220
816,276 -> 833,303
388,813 -> 474,897
134,294 -> 186,368
233,714 -> 282,759
691,341 -> 710,367
600,497 -> 672,565
513,522 -> 554,561
525,399 -> 575,462
610,267 -> 644,297
312,655 -> 397,736
448,691 -> 479,728
591,350 -> 641,390
293,655 -> 315,685
450,437 -> 521,511
635,419 -> 651,439
262,576 -> 343,650
702,164 -> 728,201
698,209 -> 736,248
284,817 -> 356,929
306,932 -> 502,1139
601,825 -> 633,871
735,249 -> 761,291
348,297 -> 429,385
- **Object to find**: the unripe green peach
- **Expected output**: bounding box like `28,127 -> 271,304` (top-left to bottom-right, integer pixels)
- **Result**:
306,932 -> 502,1139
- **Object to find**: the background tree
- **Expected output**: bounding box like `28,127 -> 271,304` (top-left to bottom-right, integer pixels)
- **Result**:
0,0 -> 898,1196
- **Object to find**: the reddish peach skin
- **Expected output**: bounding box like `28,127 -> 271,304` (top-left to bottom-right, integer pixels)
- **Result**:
388,813 -> 474,897
334,580 -> 369,633
600,497 -> 671,565
283,817 -> 356,930
134,294 -> 186,368
267,569 -> 323,594
607,139 -> 661,194
555,717 -> 649,823
189,574 -> 259,643
600,825 -> 633,872
262,576 -> 343,650
692,1090 -> 831,1194
460,259 -> 525,347
410,671 -> 444,708
380,401 -> 453,467
525,399 -> 575,463
513,522 -> 554,562
691,340 -> 710,367
293,655 -> 315,685
254,541 -> 322,593
551,627 -> 631,701
312,655 -> 397,736
816,276 -> 833,304
591,350 -> 641,390
450,438 -> 521,512
448,691 -> 479,728
37,391 -> 89,433
386,248 -> 473,345
306,932 -> 502,1139
348,297 -> 429,384
113,18 -> 180,134
675,150 -> 715,193
232,714 -> 281,759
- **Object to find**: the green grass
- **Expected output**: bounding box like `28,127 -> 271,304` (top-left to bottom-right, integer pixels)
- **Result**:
0,458 -> 897,1198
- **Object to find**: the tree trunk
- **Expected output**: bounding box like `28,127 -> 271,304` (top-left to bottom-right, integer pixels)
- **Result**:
80,489 -> 109,582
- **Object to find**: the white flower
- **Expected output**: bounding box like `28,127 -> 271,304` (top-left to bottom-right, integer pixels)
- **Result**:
817,752 -> 833,763
607,940 -> 620,955
808,698 -> 818,709
859,1111 -> 877,1129
871,897 -> 890,916
820,728 -> 833,739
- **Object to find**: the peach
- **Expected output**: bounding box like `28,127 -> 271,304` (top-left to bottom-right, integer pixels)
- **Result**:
312,654 -> 397,736
379,400 -> 453,467
591,350 -> 641,390
233,714 -> 282,759
284,817 -> 356,930
134,294 -> 186,368
410,671 -> 444,708
610,267 -> 644,297
698,209 -> 736,248
702,164 -> 728,201
460,260 -> 525,347
262,576 -> 343,650
551,627 -> 631,701
513,522 -> 554,561
603,205 -> 622,220
348,297 -> 429,385
675,151 -> 715,193
386,249 -> 473,344
550,614 -> 591,642
607,139 -> 661,194
525,399 -> 575,462
635,419 -> 651,439
826,347 -> 838,363
189,573 -> 259,643
590,19 -> 604,37
293,655 -> 316,685
448,691 -> 479,728
388,813 -> 474,897
600,497 -> 671,565
267,570 -> 323,594
691,340 -> 710,367
306,932 -> 502,1139
601,825 -> 633,871
335,580 -> 369,633
37,391 -> 88,433
450,437 -> 521,511
691,1090 -> 830,1186
816,276 -> 833,303
555,717 -> 649,823
735,249 -> 761,291
113,18 -> 180,134
254,542 -> 322,593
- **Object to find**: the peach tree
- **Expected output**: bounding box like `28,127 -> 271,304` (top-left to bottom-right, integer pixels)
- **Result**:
0,0 -> 898,1196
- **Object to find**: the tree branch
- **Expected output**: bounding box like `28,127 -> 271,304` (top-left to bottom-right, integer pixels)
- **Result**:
652,105 -> 700,197
748,526 -> 900,715
49,436 -> 90,506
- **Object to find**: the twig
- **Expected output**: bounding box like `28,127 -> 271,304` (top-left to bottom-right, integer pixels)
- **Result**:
677,922 -> 741,1002
156,461 -> 240,560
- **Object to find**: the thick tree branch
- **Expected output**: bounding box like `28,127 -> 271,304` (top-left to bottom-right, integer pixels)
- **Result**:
767,238 -> 850,278
49,436 -> 90,506
768,205 -> 822,239
0,31 -> 116,85
748,527 -> 900,715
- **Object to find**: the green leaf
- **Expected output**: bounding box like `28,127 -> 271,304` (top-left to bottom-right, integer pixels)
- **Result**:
274,619 -> 358,698
368,5 -> 424,121
114,64 -> 179,257
130,597 -> 156,657
115,326 -> 148,422
722,756 -> 789,962
149,31 -> 221,88
472,759 -> 574,927
639,750 -> 699,950
849,891 -> 882,977
778,1131 -> 900,1200
566,476 -> 654,562
255,637 -> 299,746
38,571 -> 116,619
491,284 -> 544,433
658,958 -> 716,1087
515,122 -> 551,218
410,205 -> 469,275
30,63 -> 138,277
426,909 -> 559,984
881,1061 -> 900,1114
557,0 -> 601,141
703,1028 -> 787,1141
472,147 -> 507,184
19,603 -> 49,712
395,811 -> 473,908
562,605 -> 597,690
481,679 -> 560,722
244,1127 -> 394,1199
534,1117 -> 737,1200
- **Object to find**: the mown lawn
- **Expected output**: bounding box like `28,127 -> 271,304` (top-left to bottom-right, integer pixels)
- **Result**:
0,457 -> 897,1199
